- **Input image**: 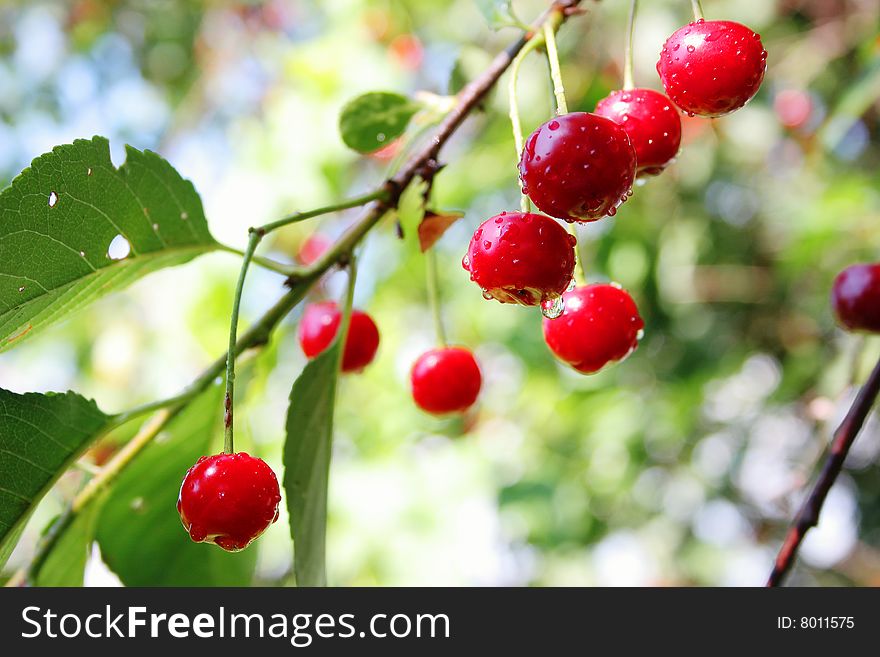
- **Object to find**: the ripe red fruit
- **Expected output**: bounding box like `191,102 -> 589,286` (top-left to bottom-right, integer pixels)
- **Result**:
299,301 -> 380,373
774,89 -> 812,129
831,264 -> 880,333
542,284 -> 644,374
595,88 -> 682,176
657,20 -> 767,117
518,112 -> 636,222
296,233 -> 331,266
410,346 -> 482,415
178,452 -> 281,552
463,211 -> 576,306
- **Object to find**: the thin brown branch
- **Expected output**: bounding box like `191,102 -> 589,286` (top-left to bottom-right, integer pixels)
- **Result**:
766,354 -> 880,586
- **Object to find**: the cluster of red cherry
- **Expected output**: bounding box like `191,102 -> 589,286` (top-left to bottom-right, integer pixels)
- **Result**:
176,17 -> 769,553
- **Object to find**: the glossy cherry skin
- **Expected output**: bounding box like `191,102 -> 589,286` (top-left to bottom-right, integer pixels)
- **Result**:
831,264 -> 880,333
298,301 -> 380,373
542,284 -> 644,374
463,211 -> 576,306
519,112 -> 636,222
657,20 -> 767,118
410,346 -> 482,415
178,452 -> 281,552
595,88 -> 682,176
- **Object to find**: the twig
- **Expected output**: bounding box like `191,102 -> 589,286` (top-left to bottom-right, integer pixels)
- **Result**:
766,355 -> 880,586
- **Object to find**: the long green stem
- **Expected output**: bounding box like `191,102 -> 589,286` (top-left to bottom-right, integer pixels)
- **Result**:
218,244 -> 292,275
259,190 -> 388,234
691,0 -> 704,20
508,35 -> 545,213
623,0 -> 637,90
337,256 -> 358,373
224,230 -> 261,453
542,19 -> 568,115
425,247 -> 447,346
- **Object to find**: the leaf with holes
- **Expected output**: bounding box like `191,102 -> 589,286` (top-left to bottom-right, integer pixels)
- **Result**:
0,388 -> 113,570
96,385 -> 257,586
0,136 -> 218,352
339,92 -> 420,153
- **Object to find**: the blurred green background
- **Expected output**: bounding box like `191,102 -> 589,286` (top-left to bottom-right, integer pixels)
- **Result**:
2,0 -> 880,586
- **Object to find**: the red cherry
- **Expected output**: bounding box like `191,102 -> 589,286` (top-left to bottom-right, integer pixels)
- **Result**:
774,89 -> 812,129
296,233 -> 332,266
463,211 -> 575,306
657,20 -> 767,117
595,88 -> 682,176
519,112 -> 636,222
177,452 -> 281,552
410,346 -> 482,415
298,301 -> 380,373
542,284 -> 644,374
831,264 -> 880,333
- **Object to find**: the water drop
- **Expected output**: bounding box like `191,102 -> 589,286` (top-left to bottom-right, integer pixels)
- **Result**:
461,254 -> 470,269
180,211 -> 189,220
18,286 -> 25,293
636,328 -> 645,341
482,290 -> 493,301
483,240 -> 492,249
376,132 -> 386,142
79,250 -> 86,257
108,234 -> 131,260
609,281 -> 623,289
541,295 -> 565,319
548,120 -> 560,130
687,45 -> 695,53
48,191 -> 58,208
87,168 -> 92,176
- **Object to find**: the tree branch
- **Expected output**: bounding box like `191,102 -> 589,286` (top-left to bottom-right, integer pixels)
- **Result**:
766,354 -> 880,586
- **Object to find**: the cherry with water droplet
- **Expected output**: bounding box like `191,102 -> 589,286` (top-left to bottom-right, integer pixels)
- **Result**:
656,20 -> 767,117
595,88 -> 682,177
463,212 -> 575,306
518,112 -> 636,222
178,452 -> 281,552
410,346 -> 482,415
298,301 -> 380,373
542,283 -> 644,374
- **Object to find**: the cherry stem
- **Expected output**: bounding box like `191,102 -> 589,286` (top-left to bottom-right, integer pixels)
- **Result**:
567,223 -> 587,284
222,189 -> 387,454
336,255 -> 358,374
425,247 -> 447,346
508,35 -> 544,213
623,0 -> 637,90
767,354 -> 880,586
542,19 -> 568,115
691,0 -> 704,21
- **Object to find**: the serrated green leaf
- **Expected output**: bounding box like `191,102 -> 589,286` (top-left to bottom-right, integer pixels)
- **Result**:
33,495 -> 106,586
96,385 -> 256,586
0,136 -> 218,352
284,339 -> 342,587
339,92 -> 419,153
473,0 -> 517,29
0,388 -> 113,569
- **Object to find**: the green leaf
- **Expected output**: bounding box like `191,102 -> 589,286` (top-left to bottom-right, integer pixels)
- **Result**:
0,388 -> 112,569
33,496 -> 106,586
284,338 -> 343,587
396,176 -> 429,252
96,386 -> 257,586
473,0 -> 518,29
339,92 -> 419,153
0,136 -> 218,352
